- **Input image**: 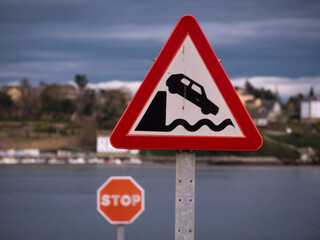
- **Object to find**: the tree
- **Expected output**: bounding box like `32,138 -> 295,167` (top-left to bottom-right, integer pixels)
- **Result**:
75,74 -> 88,91
245,80 -> 255,94
83,89 -> 96,116
288,93 -> 304,119
308,86 -> 314,98
60,99 -> 75,114
19,78 -> 36,124
39,84 -> 76,120
0,91 -> 13,119
245,79 -> 277,100
96,89 -> 129,129
74,74 -> 90,120
40,84 -> 62,113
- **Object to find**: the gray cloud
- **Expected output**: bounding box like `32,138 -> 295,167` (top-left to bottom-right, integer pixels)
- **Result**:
25,18 -> 320,46
0,0 -> 320,92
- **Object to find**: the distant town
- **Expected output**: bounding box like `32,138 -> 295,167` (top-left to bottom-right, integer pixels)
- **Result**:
0,74 -> 319,165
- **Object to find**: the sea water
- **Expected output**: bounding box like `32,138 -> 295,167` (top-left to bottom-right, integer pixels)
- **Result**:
0,165 -> 319,240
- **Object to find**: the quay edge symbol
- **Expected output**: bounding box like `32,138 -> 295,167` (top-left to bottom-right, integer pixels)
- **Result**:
110,15 -> 263,151
135,74 -> 234,133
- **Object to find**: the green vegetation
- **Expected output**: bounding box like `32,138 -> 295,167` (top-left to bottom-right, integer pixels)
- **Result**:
0,75 -> 129,150
139,133 -> 303,162
267,132 -> 320,155
194,135 -> 299,160
1,76 -> 319,163
245,80 -> 277,100
33,124 -> 57,133
0,91 -> 13,120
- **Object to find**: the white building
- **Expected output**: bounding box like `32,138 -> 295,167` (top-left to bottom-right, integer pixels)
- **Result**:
251,101 -> 282,127
301,98 -> 320,122
96,136 -> 139,156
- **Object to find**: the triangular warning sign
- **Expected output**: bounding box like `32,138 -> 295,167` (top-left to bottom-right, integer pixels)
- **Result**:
110,15 -> 262,151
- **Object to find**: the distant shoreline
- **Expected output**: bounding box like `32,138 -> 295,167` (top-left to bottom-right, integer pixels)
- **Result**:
1,155 -> 319,166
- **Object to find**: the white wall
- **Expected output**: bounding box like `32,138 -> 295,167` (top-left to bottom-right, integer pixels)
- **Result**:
96,136 -> 127,154
301,100 -> 320,120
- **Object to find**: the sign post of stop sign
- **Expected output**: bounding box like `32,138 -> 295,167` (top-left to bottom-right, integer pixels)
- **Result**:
97,176 -> 145,225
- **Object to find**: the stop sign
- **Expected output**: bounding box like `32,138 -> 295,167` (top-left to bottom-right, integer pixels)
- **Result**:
97,176 -> 145,224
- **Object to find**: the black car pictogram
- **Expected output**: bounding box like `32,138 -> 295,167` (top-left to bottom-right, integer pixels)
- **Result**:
166,74 -> 219,115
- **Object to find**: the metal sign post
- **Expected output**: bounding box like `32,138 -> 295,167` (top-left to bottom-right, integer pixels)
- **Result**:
175,150 -> 196,240
117,224 -> 124,240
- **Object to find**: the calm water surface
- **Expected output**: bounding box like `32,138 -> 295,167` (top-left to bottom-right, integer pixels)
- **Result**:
0,165 -> 319,240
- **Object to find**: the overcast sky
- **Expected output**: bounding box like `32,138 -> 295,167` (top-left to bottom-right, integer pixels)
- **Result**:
0,0 -> 319,99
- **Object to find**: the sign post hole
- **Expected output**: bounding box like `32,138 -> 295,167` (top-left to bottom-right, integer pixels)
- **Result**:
175,150 -> 196,240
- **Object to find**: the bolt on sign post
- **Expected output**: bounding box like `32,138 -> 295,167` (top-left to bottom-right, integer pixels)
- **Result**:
110,15 -> 262,240
97,176 -> 145,240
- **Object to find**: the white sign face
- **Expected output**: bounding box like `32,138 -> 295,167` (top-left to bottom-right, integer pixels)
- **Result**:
129,35 -> 244,137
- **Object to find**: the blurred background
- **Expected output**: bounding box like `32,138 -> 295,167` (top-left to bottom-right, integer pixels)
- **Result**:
0,0 -> 320,239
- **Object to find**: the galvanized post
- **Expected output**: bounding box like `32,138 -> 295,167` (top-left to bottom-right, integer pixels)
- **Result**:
175,150 -> 195,240
117,224 -> 124,240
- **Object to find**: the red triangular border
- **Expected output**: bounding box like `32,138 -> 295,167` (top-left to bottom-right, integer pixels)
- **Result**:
110,15 -> 262,151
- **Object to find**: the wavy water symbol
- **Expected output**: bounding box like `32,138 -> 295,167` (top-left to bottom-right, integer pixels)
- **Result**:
165,118 -> 234,132
135,91 -> 234,132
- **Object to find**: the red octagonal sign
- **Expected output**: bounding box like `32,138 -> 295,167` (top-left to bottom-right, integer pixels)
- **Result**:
97,176 -> 145,224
